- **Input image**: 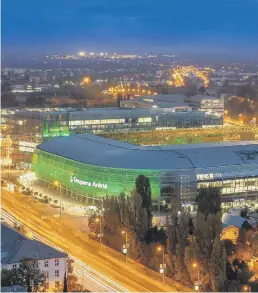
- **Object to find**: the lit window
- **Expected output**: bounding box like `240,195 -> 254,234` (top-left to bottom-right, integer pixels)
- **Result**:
55,281 -> 60,288
138,117 -> 152,123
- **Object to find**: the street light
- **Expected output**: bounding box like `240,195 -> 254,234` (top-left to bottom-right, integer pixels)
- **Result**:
157,246 -> 165,284
54,181 -> 62,220
83,77 -> 91,84
243,285 -> 251,292
121,230 -> 128,264
192,262 -> 200,292
95,217 -> 103,245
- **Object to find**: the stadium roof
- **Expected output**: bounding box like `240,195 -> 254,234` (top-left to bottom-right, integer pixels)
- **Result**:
37,134 -> 258,171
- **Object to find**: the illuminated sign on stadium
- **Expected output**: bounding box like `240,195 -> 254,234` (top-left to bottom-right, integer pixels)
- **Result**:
70,175 -> 108,189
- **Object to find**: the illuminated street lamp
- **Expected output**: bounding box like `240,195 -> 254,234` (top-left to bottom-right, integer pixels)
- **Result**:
83,77 -> 91,84
157,246 -> 165,284
121,230 -> 128,264
243,285 -> 251,292
192,262 -> 200,292
95,217 -> 103,245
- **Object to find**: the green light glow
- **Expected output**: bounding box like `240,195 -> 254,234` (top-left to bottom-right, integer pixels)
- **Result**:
32,150 -> 161,200
42,117 -> 70,139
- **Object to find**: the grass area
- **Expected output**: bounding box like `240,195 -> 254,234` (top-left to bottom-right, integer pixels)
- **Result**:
102,125 -> 258,146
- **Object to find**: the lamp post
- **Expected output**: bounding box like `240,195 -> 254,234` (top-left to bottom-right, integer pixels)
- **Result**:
122,230 -> 128,264
54,181 -> 62,221
157,246 -> 165,284
95,218 -> 102,245
193,262 -> 200,292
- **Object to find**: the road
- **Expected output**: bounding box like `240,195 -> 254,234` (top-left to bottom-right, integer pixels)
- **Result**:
2,210 -> 119,293
2,188 -> 192,292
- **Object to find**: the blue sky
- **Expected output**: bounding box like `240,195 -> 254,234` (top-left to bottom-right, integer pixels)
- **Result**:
2,0 -> 258,55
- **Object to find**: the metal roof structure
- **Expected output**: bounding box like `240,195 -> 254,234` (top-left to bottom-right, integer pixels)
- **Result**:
9,106 -> 217,120
121,94 -> 189,109
37,134 -> 258,170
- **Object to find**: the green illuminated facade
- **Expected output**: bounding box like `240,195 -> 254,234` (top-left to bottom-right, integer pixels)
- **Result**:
32,149 -> 161,200
42,114 -> 70,139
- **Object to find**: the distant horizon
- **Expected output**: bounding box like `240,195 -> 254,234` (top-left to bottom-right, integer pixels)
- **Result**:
2,44 -> 258,59
2,0 -> 258,58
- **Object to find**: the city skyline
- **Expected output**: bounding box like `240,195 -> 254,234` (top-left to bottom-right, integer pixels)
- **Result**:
2,0 -> 258,56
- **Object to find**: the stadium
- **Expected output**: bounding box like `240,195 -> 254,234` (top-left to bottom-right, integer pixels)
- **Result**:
32,134 -> 258,211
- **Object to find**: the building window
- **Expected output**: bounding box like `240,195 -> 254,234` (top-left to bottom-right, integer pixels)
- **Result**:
12,264 -> 17,269
44,260 -> 48,267
55,259 -> 59,266
46,282 -> 49,290
138,117 -> 152,123
55,281 -> 60,288
55,270 -> 59,277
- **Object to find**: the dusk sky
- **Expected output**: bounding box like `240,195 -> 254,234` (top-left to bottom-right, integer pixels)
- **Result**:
2,0 -> 258,55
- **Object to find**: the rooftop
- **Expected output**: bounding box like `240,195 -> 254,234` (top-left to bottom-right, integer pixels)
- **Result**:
122,94 -> 188,109
222,213 -> 247,228
9,107 -> 213,119
37,134 -> 258,170
186,94 -> 223,101
1,224 -> 67,265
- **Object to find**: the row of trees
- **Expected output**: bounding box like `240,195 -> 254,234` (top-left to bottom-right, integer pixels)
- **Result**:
88,176 -> 255,291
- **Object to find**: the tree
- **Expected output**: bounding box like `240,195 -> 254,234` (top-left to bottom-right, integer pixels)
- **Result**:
26,96 -> 48,108
1,93 -> 18,108
226,259 -> 237,280
236,261 -> 254,285
11,258 -> 45,292
227,280 -> 241,292
67,259 -> 83,292
241,221 -> 252,231
236,85 -> 257,99
209,236 -> 226,292
63,272 -> 68,292
1,269 -> 15,287
128,190 -> 149,240
196,187 -> 221,218
135,175 -> 152,228
223,239 -> 236,257
166,204 -> 191,285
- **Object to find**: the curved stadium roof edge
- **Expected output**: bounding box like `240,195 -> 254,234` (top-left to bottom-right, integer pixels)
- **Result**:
36,134 -> 258,171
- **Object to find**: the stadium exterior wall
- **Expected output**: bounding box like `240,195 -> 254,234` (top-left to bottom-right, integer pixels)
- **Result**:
32,149 -> 161,200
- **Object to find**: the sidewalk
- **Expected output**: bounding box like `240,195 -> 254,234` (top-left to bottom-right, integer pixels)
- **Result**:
23,179 -> 97,217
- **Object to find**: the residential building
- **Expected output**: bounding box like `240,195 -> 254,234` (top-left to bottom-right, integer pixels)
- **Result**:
1,224 -> 67,292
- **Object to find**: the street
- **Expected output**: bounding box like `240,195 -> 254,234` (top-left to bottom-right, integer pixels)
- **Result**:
1,188 -> 192,292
